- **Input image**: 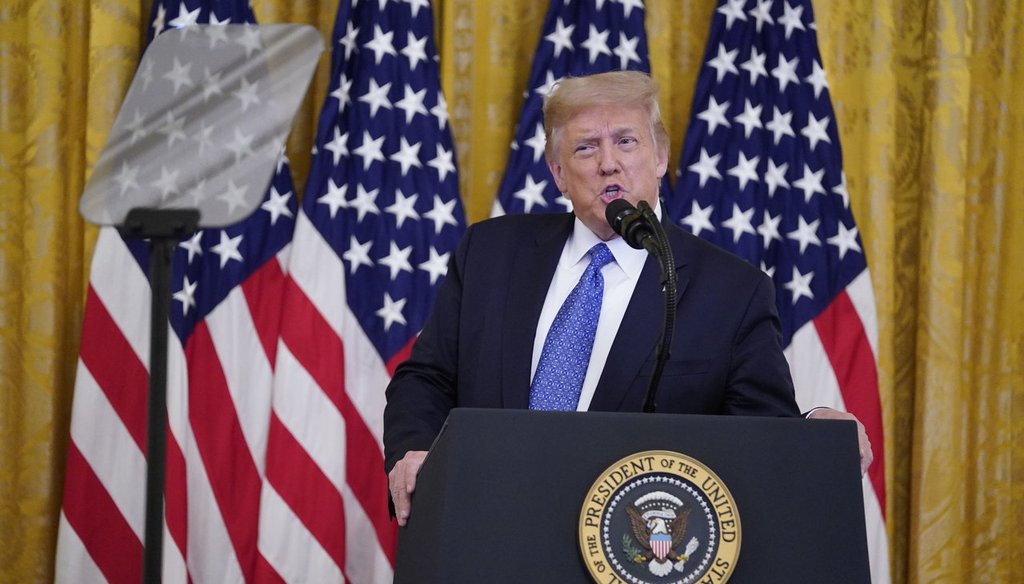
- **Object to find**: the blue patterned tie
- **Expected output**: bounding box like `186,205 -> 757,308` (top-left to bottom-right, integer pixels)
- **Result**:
529,243 -> 615,410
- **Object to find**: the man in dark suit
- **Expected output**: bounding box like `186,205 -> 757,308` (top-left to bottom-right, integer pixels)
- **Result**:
384,71 -> 871,526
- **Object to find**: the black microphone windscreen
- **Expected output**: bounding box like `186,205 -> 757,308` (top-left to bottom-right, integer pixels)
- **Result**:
605,198 -> 635,234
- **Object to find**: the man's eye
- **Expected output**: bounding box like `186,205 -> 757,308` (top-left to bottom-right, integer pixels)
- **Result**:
619,137 -> 638,146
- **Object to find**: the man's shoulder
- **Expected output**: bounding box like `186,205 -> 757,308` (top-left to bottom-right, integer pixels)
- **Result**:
466,212 -> 573,242
666,221 -> 766,283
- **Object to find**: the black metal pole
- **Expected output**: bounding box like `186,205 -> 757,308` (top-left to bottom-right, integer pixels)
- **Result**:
142,237 -> 173,584
639,201 -> 677,414
120,208 -> 199,584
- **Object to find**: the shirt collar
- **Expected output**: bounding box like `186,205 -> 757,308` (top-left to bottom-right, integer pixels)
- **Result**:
565,200 -> 661,280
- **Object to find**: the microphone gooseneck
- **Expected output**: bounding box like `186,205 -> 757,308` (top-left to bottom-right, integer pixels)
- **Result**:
604,198 -> 677,413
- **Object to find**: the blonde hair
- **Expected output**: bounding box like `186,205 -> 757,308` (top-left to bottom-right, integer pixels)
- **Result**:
542,70 -> 669,161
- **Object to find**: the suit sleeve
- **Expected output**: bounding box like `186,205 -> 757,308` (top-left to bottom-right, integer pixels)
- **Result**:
722,272 -> 801,417
382,223 -> 474,473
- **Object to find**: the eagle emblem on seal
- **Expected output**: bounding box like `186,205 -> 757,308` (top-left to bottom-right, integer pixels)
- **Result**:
624,491 -> 701,577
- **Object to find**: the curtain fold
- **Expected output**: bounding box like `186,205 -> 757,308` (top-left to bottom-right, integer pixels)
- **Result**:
0,1 -> 141,581
0,1 -> 1019,582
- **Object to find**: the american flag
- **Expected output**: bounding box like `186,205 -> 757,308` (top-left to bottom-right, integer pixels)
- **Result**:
665,0 -> 890,581
56,1 -> 301,582
255,0 -> 465,582
493,0 -> 652,216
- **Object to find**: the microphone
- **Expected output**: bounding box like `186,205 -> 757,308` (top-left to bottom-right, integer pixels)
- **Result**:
605,198 -> 658,254
604,197 -> 677,414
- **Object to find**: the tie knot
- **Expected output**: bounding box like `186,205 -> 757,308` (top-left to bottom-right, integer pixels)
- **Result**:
588,243 -> 614,271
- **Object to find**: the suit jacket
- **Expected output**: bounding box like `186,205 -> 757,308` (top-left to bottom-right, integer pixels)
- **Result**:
383,211 -> 799,471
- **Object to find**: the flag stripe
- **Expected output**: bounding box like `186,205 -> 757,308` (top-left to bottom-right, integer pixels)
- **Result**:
183,417 -> 247,584
266,413 -> 347,569
385,338 -> 415,376
88,229 -> 152,362
267,338 -> 397,580
79,286 -> 149,451
241,255 -> 289,366
253,549 -> 287,584
278,277 -> 397,560
186,320 -> 263,581
862,482 -> 891,584
257,484 -> 346,583
164,317 -> 192,582
61,442 -> 143,584
207,279 -> 277,473
164,423 -> 189,568
286,218 -> 349,340
812,288 -> 886,514
55,513 -> 106,584
159,519 -> 189,584
786,325 -> 844,410
272,344 -> 347,494
340,483 -> 396,584
288,220 -> 391,444
846,270 -> 880,357
67,362 -> 147,539
274,282 -> 350,418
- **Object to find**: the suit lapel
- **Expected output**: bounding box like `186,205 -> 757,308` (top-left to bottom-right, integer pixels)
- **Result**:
500,215 -> 574,408
590,222 -> 691,411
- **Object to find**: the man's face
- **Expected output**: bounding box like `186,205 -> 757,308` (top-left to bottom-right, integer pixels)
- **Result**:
546,104 -> 669,241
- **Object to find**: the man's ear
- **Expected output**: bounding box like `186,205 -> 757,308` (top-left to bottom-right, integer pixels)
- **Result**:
547,158 -> 567,192
656,145 -> 669,179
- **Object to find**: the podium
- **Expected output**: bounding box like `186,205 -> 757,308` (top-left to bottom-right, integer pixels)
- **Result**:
395,408 -> 870,583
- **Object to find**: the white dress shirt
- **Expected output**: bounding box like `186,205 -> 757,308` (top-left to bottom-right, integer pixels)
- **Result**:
529,208 -> 654,411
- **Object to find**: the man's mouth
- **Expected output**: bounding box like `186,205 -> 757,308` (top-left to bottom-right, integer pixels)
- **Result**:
599,185 -> 623,203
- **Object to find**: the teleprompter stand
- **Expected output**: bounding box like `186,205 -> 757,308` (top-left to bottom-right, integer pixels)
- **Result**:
120,209 -> 199,584
78,24 -> 323,583
394,408 -> 871,584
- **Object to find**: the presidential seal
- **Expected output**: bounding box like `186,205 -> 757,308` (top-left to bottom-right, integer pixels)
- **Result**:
579,451 -> 741,584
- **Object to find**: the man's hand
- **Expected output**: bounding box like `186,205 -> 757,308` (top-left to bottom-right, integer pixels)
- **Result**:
807,408 -> 874,476
388,450 -> 428,526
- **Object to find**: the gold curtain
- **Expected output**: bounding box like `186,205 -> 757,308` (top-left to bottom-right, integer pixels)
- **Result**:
0,1 -> 142,582
1,1 -> 1020,582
